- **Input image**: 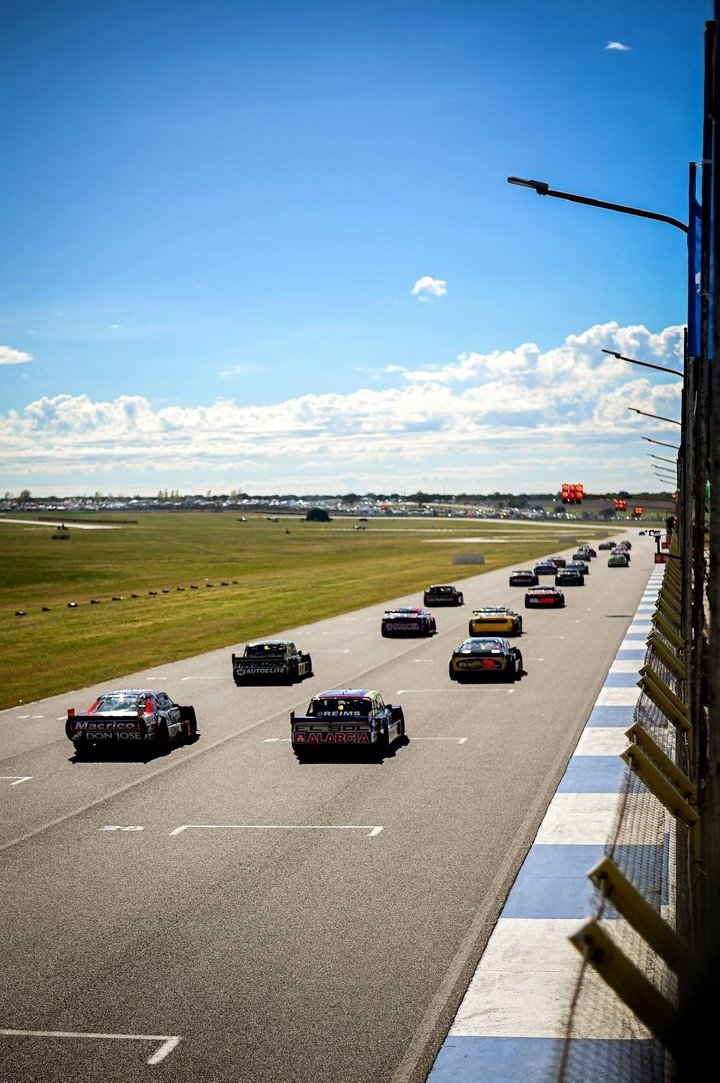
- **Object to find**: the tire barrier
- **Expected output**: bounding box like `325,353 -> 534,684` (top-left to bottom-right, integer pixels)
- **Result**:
11,577 -> 247,615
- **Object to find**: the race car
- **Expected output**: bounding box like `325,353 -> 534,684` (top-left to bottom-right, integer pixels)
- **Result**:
448,637 -> 523,682
567,559 -> 590,576
573,548 -> 594,561
509,569 -> 538,587
423,584 -> 464,606
525,585 -> 565,609
533,560 -> 558,576
468,606 -> 523,636
232,640 -> 313,684
611,546 -> 631,563
598,540 -> 616,550
291,689 -> 405,755
608,551 -> 630,567
556,567 -> 585,587
549,556 -> 567,568
381,607 -> 436,637
65,689 -> 197,755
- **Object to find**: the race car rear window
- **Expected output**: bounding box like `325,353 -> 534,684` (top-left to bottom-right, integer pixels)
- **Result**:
245,643 -> 286,656
309,699 -> 371,717
94,694 -> 145,712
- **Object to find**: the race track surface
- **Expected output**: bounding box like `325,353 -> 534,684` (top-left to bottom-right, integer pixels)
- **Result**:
0,532 -> 653,1082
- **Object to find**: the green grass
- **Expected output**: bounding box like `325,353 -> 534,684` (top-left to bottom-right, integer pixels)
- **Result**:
1,512 -> 616,709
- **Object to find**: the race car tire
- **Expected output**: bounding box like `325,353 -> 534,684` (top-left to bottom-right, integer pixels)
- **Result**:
377,725 -> 389,755
73,738 -> 90,759
287,660 -> 299,684
448,664 -> 457,681
154,721 -> 170,755
306,654 -> 313,677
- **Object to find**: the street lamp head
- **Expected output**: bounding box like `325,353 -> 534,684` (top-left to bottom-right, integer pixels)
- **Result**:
507,176 -> 550,196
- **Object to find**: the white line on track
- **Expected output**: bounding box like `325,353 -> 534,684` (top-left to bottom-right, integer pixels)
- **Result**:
412,737 -> 468,744
263,737 -> 291,742
0,1029 -> 181,1066
170,823 -> 383,838
16,714 -> 44,720
397,688 -> 514,694
99,825 -> 145,832
0,776 -> 32,786
181,675 -> 224,680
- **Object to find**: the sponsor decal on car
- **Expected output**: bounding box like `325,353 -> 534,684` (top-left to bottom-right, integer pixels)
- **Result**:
294,731 -> 371,744
384,621 -> 421,631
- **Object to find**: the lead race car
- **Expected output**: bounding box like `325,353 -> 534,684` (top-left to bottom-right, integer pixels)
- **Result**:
449,637 -> 523,682
65,689 -> 197,756
232,640 -> 313,684
291,689 -> 405,755
381,607 -> 436,637
468,606 -> 523,636
423,584 -> 464,606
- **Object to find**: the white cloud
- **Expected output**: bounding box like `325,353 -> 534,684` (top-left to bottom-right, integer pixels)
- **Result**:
0,322 -> 684,493
0,346 -> 33,365
411,276 -> 447,301
605,41 -> 631,51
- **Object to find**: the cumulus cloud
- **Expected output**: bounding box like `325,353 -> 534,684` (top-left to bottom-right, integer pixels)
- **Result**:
0,346 -> 33,365
605,41 -> 631,51
411,276 -> 447,301
0,322 -> 683,491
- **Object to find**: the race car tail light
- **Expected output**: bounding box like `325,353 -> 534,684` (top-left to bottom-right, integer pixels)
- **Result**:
482,659 -> 496,668
67,708 -> 75,717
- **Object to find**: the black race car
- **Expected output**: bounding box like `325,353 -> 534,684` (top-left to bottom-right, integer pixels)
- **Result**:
567,559 -> 589,576
598,540 -> 616,550
525,585 -> 565,609
608,552 -> 630,567
232,640 -> 313,684
448,637 -> 523,682
509,569 -> 539,587
533,560 -> 558,576
423,584 -> 464,606
291,689 -> 405,755
381,607 -> 436,637
556,568 -> 585,587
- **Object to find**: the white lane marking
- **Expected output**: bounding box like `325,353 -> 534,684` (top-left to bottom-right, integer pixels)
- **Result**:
397,688 -> 515,694
181,675 -> 224,680
170,823 -> 383,838
100,825 -> 145,832
16,714 -> 44,719
0,1029 -> 182,1066
447,918 -> 650,1039
412,737 -> 468,744
412,658 -> 435,663
574,728 -> 628,756
596,686 -> 639,707
0,776 -> 32,786
610,659 -> 644,674
535,793 -> 656,845
263,738 -> 292,742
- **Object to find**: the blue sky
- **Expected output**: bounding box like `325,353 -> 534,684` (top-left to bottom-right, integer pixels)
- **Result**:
0,0 -> 706,495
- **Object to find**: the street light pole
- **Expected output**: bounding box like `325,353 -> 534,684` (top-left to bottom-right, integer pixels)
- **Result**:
507,177 -> 689,233
628,407 -> 682,425
602,348 -> 684,377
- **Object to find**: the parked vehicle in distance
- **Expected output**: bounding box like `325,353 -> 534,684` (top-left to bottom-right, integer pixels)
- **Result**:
232,640 -> 313,684
423,584 -> 464,606
290,689 -> 405,755
525,585 -> 565,609
556,568 -> 585,587
509,569 -> 539,587
468,606 -> 523,636
448,637 -> 523,682
381,607 -> 436,637
66,689 -> 197,756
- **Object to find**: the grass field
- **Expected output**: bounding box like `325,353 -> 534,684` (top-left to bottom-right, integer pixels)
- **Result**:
1,512 -> 617,709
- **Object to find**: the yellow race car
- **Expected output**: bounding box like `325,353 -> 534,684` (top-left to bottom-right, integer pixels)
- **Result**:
468,606 -> 523,637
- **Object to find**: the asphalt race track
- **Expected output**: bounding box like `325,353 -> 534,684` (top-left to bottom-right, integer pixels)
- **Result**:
0,532 -> 652,1083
